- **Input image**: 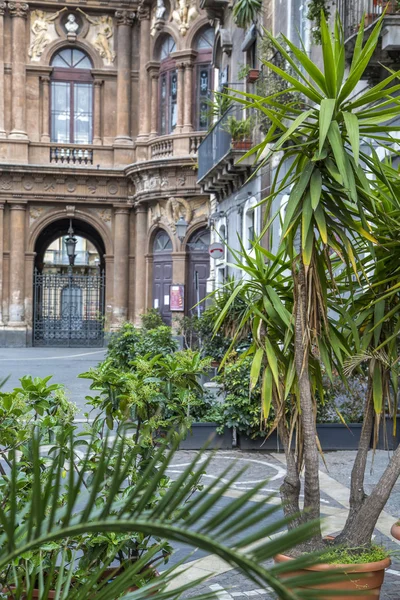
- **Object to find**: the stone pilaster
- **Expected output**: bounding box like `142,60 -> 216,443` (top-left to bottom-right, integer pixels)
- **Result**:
0,204 -> 4,324
112,206 -> 130,325
93,79 -> 103,145
0,3 -> 6,137
183,63 -> 194,133
147,62 -> 160,138
176,62 -> 185,133
8,203 -> 26,324
134,204 -> 147,324
40,76 -> 50,142
8,2 -> 29,140
114,10 -> 135,145
137,8 -> 151,139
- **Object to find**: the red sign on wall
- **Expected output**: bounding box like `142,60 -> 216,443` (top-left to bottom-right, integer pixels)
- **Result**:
170,285 -> 185,312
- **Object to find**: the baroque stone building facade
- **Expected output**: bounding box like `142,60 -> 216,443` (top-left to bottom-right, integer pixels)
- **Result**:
0,0 -> 212,346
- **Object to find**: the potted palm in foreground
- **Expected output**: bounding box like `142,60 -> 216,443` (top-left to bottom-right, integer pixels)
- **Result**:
215,11 -> 400,598
0,427 -> 354,599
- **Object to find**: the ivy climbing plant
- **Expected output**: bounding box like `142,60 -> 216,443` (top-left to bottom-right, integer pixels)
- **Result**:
307,0 -> 332,44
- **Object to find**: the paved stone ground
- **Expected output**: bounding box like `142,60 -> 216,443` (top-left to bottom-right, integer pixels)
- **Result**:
2,348 -> 400,598
0,347 -> 106,416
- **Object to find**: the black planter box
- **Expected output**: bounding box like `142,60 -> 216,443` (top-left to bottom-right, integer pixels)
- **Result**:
238,424 -> 363,452
179,423 -> 232,450
376,417 -> 400,451
316,423 -> 362,451
237,431 -> 282,451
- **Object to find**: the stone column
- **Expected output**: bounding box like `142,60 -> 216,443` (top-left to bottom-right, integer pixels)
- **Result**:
40,76 -> 50,142
0,204 -> 4,324
114,10 -> 135,144
176,62 -> 185,133
0,3 -> 6,137
113,206 -> 130,325
8,203 -> 26,324
147,63 -> 160,138
9,2 -> 29,140
134,204 -> 147,324
137,9 -> 151,138
93,79 -> 103,145
183,62 -> 194,133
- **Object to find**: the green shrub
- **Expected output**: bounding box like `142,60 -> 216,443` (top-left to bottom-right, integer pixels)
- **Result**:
107,322 -> 178,369
215,353 -> 273,437
140,308 -> 164,330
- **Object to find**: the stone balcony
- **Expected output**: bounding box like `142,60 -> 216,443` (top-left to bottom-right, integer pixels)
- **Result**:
197,108 -> 254,201
338,0 -> 400,74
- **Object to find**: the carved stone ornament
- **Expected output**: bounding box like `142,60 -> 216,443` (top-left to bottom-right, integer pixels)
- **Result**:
29,206 -> 43,221
0,177 -> 12,190
115,9 -> 135,26
65,205 -> 76,217
65,13 -> 79,34
8,2 -> 29,18
98,208 -> 111,223
0,2 -> 6,16
77,9 -> 116,65
172,0 -> 198,36
150,202 -> 163,224
28,8 -> 67,60
166,197 -> 192,232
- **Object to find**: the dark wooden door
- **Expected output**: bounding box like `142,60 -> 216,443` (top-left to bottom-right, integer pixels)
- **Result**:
187,229 -> 210,317
152,231 -> 173,325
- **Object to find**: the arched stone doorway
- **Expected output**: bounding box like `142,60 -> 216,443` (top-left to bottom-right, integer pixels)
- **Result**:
33,218 -> 105,347
152,230 -> 173,325
186,228 -> 210,316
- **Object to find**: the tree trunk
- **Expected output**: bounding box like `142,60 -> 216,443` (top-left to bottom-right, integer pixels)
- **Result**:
336,382 -> 374,545
294,260 -> 323,547
276,416 -> 302,529
337,442 -> 400,547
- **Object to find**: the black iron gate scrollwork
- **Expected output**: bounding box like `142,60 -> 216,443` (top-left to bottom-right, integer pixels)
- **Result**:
33,269 -> 105,347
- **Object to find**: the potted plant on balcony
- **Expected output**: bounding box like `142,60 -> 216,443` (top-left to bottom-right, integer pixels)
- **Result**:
222,115 -> 253,150
214,12 -> 400,597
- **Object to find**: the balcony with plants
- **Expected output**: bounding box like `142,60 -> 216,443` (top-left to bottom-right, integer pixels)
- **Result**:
197,103 -> 255,201
333,0 -> 400,58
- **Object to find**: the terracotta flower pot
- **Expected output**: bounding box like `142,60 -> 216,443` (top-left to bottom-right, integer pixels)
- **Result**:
391,522 -> 400,541
274,552 -> 391,600
246,69 -> 260,83
232,139 -> 252,151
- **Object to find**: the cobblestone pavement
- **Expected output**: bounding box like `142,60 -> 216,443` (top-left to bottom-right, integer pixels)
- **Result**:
167,450 -> 400,599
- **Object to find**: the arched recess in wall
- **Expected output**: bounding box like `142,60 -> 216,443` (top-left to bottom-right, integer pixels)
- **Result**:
152,229 -> 173,325
186,227 -> 210,316
32,217 -> 106,347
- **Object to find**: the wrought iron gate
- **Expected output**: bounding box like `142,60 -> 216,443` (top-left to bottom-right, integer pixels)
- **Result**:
33,268 -> 105,347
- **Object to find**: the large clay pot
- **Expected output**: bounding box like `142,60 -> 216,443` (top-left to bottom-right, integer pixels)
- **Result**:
274,552 -> 391,600
391,522 -> 400,541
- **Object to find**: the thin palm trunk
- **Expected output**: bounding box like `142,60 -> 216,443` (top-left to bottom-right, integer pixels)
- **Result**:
293,261 -> 323,547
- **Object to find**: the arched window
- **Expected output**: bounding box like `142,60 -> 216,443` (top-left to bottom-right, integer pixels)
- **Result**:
159,36 -> 177,135
195,28 -> 214,131
50,48 -> 93,144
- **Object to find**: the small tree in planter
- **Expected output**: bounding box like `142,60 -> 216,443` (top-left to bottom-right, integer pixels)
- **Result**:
222,115 -> 254,150
216,11 -> 400,593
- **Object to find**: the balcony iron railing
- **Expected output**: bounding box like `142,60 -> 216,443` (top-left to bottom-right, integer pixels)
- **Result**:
50,147 -> 94,165
197,103 -> 249,180
44,250 -> 91,266
337,0 -> 399,40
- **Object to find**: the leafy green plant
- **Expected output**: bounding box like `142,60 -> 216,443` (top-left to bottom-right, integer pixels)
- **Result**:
0,428 -> 351,599
222,115 -> 253,141
238,63 -> 251,81
232,0 -> 262,29
106,322 -> 178,370
222,11 -> 400,553
306,0 -> 332,44
140,308 -> 164,330
321,544 -> 389,565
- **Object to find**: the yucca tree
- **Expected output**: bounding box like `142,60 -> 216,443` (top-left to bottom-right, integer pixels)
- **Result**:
220,11 -> 400,550
0,429 -> 350,599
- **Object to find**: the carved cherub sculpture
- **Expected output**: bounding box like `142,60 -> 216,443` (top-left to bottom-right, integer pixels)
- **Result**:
29,7 -> 67,59
77,9 -> 116,64
172,0 -> 198,36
